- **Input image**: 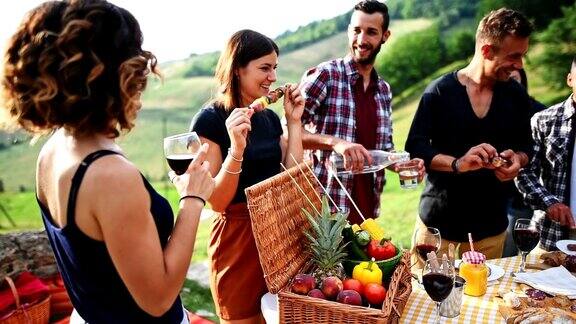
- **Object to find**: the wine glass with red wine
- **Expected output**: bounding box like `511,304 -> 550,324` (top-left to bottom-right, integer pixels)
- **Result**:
414,227 -> 441,264
422,259 -> 455,324
513,219 -> 540,273
164,132 -> 201,175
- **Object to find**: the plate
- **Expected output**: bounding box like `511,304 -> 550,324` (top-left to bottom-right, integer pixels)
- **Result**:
556,240 -> 576,256
455,260 -> 505,282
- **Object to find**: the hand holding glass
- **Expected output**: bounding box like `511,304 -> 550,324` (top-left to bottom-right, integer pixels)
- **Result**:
164,132 -> 202,175
397,160 -> 420,189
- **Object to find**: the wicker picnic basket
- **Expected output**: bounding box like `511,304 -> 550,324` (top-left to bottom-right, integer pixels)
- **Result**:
245,161 -> 412,323
0,277 -> 50,324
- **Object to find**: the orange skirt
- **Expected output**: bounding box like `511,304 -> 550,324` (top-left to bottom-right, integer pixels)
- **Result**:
208,203 -> 268,320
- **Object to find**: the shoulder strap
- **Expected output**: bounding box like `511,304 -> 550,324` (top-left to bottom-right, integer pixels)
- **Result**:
66,150 -> 122,225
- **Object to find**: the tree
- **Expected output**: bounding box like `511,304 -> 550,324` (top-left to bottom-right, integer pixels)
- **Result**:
533,5 -> 576,89
477,0 -> 575,29
375,25 -> 443,94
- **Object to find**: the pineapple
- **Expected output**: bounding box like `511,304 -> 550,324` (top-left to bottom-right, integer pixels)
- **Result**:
302,196 -> 348,285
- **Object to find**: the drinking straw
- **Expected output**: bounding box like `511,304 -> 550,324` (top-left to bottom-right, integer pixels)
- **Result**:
288,154 -> 339,212
280,162 -> 320,216
326,165 -> 366,221
468,233 -> 475,252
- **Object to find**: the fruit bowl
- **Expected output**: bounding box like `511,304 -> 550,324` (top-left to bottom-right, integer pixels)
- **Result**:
343,247 -> 404,280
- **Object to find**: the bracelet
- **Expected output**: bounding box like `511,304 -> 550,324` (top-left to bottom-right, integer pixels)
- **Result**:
179,195 -> 206,206
223,167 -> 242,175
451,158 -> 460,174
228,148 -> 243,162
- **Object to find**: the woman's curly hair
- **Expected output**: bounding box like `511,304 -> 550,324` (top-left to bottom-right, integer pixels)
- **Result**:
2,0 -> 159,137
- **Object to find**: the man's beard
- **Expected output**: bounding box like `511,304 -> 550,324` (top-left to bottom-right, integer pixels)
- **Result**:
351,43 -> 382,66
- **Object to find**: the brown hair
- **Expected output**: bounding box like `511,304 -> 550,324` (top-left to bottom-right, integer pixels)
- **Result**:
476,8 -> 533,47
2,0 -> 159,138
214,29 -> 278,111
354,0 -> 390,32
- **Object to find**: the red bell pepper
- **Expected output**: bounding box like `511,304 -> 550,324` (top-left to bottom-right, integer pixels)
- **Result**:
366,238 -> 396,260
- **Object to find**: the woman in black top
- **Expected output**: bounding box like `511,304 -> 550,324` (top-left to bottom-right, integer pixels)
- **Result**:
190,29 -> 304,323
1,1 -> 214,323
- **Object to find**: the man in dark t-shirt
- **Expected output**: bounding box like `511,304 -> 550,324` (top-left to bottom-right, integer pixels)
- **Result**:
406,8 -> 534,265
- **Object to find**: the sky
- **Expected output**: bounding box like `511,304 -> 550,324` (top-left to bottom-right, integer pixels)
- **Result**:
0,0 -> 355,63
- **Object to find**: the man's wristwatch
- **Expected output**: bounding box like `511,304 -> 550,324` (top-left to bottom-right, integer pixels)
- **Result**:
451,158 -> 460,174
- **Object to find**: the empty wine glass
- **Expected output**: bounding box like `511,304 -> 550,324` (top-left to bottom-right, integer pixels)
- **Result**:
414,227 -> 441,264
422,259 -> 455,324
513,219 -> 540,273
164,132 -> 201,175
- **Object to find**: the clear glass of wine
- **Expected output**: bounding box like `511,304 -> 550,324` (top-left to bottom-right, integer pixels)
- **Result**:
513,219 -> 540,273
414,227 -> 441,264
163,132 -> 201,175
422,258 -> 455,324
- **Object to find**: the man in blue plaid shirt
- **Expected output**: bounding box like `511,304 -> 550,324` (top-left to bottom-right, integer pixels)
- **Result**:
299,0 -> 425,224
517,57 -> 576,251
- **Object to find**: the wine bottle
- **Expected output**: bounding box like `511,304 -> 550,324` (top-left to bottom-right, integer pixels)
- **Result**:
329,150 -> 410,175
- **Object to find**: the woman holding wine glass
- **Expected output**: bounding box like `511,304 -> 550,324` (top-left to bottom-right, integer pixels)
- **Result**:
1,1 -> 214,323
190,29 -> 304,324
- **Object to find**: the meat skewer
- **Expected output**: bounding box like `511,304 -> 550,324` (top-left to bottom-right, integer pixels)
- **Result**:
249,86 -> 285,112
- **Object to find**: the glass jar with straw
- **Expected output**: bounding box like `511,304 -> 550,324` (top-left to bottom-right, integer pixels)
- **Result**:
458,233 -> 488,296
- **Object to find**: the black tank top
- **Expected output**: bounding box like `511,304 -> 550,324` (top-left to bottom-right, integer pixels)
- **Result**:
39,150 -> 183,323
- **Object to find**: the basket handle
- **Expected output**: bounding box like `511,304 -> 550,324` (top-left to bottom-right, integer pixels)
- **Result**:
4,276 -> 21,309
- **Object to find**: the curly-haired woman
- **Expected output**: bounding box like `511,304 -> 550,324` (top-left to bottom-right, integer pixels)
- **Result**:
1,1 -> 214,323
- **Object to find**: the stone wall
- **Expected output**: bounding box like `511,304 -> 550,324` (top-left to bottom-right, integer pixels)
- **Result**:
0,231 -> 58,281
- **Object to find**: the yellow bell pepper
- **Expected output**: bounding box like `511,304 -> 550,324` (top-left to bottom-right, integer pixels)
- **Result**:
351,224 -> 362,233
352,257 -> 382,286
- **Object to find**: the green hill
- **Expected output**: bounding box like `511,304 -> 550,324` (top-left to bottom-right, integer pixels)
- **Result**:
0,18 -> 433,193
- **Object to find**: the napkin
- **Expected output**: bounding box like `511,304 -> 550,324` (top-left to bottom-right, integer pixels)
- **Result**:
513,266 -> 576,299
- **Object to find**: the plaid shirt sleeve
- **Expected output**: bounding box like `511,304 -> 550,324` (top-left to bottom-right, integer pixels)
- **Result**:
516,114 -> 562,211
300,67 -> 329,125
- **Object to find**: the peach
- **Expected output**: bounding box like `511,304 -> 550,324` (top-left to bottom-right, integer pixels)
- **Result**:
307,288 -> 326,299
291,273 -> 316,295
320,276 -> 343,300
336,290 -> 362,306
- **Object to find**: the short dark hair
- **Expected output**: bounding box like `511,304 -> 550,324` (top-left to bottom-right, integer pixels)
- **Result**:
2,0 -> 158,137
476,8 -> 533,46
214,29 -> 279,110
354,0 -> 390,32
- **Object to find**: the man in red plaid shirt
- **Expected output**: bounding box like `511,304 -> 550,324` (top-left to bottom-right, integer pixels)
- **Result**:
300,0 -> 424,224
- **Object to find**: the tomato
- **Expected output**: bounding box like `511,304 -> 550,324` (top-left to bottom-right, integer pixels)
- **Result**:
342,278 -> 363,295
364,282 -> 387,305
